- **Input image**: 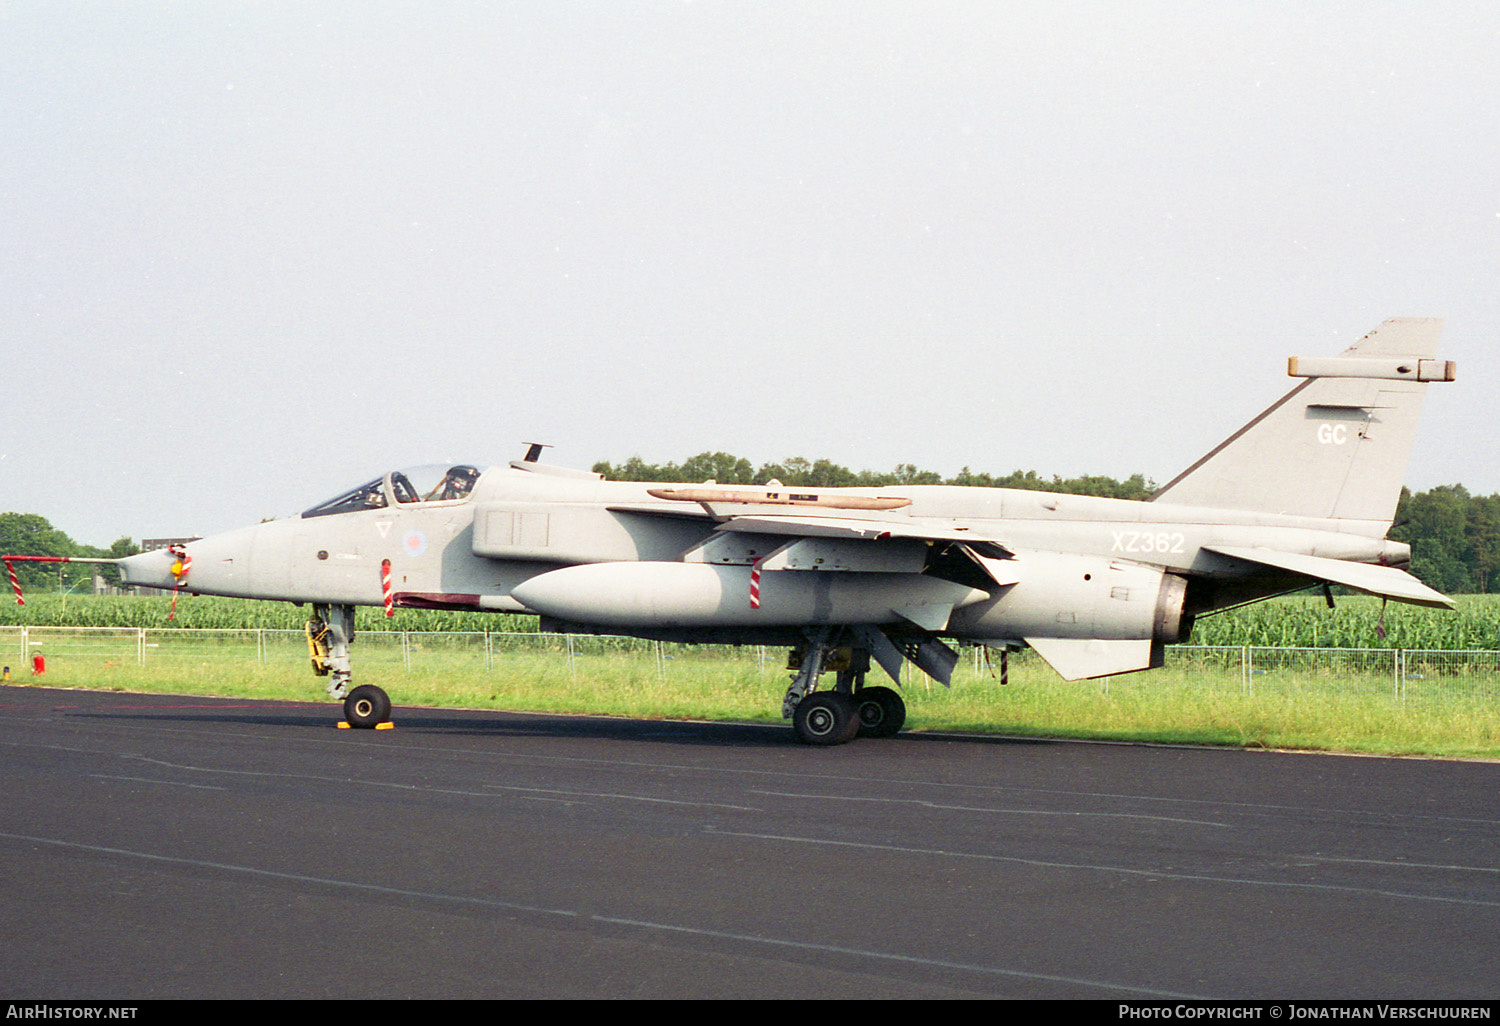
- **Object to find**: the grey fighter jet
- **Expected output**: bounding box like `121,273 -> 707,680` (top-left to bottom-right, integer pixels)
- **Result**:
47,318 -> 1457,744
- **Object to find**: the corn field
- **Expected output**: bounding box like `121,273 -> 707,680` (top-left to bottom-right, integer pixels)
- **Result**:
1186,594 -> 1500,649
3,592 -> 1499,650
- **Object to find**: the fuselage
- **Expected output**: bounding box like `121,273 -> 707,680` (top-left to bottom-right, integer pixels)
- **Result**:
117,459 -> 1408,648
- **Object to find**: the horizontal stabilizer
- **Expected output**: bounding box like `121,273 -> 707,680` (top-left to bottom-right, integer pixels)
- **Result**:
1026,637 -> 1158,681
1204,545 -> 1453,609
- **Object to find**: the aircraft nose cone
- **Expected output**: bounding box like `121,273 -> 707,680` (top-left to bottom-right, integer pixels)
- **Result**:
117,549 -> 182,591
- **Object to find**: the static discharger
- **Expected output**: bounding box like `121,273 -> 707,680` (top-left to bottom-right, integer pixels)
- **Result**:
647,487 -> 912,511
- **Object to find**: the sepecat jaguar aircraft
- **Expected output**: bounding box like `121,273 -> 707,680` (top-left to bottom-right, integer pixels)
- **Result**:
10,318 -> 1455,744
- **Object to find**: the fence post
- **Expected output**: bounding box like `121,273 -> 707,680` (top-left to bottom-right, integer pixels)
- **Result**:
1244,646 -> 1253,696
138,627 -> 146,667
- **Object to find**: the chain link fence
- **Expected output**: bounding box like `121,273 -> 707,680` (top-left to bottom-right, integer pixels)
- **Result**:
4,625 -> 1499,704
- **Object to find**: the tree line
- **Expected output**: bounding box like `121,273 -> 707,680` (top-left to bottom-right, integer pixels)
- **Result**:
1389,485 -> 1500,595
592,452 -> 1157,500
0,513 -> 138,590
2,457 -> 1497,594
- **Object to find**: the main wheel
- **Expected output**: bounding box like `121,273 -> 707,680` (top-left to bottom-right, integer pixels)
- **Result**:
793,692 -> 860,746
344,684 -> 391,729
853,686 -> 906,738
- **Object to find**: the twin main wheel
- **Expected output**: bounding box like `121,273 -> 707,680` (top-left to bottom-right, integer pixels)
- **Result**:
793,687 -> 907,746
852,686 -> 905,739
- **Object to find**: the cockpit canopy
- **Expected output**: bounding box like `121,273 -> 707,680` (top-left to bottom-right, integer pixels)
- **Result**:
302,464 -> 482,518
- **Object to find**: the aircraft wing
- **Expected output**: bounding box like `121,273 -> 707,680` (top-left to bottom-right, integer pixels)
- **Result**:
1203,545 -> 1453,609
610,503 -> 1015,562
712,513 -> 1013,556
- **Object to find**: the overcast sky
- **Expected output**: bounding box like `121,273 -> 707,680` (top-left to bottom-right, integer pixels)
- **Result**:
3,1 -> 1497,545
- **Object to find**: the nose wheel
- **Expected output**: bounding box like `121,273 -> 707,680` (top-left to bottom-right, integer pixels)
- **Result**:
343,685 -> 392,729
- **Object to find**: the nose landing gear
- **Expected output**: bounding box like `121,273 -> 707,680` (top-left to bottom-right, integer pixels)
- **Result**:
308,603 -> 393,729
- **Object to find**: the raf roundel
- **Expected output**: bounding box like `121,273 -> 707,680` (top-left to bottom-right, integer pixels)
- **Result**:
402,531 -> 428,558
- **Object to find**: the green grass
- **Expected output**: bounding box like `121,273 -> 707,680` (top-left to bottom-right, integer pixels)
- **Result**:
5,624 -> 1498,759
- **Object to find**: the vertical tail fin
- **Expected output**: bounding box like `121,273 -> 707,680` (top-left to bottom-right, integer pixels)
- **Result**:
1151,318 -> 1449,531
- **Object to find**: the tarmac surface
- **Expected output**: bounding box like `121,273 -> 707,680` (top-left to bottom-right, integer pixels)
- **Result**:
0,683 -> 1496,999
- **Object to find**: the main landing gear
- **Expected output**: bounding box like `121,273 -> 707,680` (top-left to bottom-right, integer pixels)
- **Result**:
307,603 -> 393,729
784,631 -> 907,747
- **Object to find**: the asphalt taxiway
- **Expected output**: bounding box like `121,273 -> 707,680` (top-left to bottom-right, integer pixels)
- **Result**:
0,684 -> 1495,999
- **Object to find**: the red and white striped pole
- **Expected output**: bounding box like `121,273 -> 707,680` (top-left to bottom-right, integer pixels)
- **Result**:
5,561 -> 23,606
749,559 -> 763,610
381,559 -> 395,618
4,555 -> 79,606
